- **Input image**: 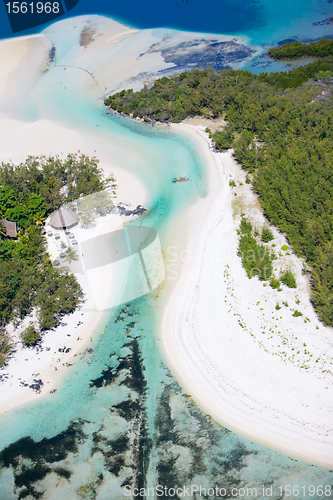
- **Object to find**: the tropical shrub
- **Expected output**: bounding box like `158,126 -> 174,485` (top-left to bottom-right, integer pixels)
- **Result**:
270,276 -> 281,289
280,269 -> 297,288
238,217 -> 275,281
261,227 -> 274,243
21,323 -> 40,346
0,327 -> 12,367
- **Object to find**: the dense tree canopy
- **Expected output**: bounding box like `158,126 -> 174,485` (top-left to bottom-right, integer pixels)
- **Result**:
269,38 -> 333,59
104,48 -> 333,325
0,154 -> 105,335
104,58 -> 333,122
0,154 -> 105,213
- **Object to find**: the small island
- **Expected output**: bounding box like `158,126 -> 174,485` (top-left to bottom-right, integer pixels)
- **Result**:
268,38 -> 333,60
0,154 -> 107,365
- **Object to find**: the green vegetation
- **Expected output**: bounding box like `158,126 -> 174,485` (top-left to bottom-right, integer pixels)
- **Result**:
62,247 -> 78,263
205,127 -> 213,138
269,39 -> 333,60
275,303 -> 282,310
229,179 -> 236,187
314,69 -> 333,82
292,310 -> 303,317
280,269 -> 297,289
237,216 -> 275,281
281,245 -> 288,251
270,275 -> 281,289
21,323 -> 40,346
239,216 -> 252,234
0,154 -> 105,212
104,59 -> 333,120
0,154 -> 106,364
105,48 -> 333,325
261,227 -> 274,243
0,327 -> 12,367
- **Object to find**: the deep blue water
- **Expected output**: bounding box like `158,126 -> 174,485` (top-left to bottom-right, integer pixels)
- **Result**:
1,0 -> 261,38
1,0 -> 333,47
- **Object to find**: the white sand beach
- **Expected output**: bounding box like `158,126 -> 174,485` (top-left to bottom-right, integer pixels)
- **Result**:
0,18 -> 155,414
0,154 -> 148,416
161,123 -> 333,469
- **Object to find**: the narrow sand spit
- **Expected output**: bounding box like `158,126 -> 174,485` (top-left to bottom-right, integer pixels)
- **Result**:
162,123 -> 333,469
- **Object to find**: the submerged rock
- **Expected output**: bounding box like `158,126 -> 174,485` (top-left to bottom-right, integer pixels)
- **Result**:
173,177 -> 189,183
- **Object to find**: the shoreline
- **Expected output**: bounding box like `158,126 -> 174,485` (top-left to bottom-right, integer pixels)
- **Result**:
160,121 -> 333,470
1,15 -> 333,470
1,304 -> 108,415
2,116 -> 332,469
0,15 -> 166,417
0,205 -> 149,417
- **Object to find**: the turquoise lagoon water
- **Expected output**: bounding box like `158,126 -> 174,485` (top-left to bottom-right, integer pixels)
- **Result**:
1,10 -> 333,500
1,76 -> 333,500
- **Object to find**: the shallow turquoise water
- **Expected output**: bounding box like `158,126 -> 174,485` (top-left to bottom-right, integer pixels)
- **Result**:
1,286 -> 333,499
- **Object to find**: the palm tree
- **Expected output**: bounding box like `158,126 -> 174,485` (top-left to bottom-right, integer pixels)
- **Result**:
33,212 -> 47,226
63,246 -> 78,263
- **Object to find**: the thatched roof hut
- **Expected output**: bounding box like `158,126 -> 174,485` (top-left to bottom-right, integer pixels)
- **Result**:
1,218 -> 17,238
50,207 -> 78,231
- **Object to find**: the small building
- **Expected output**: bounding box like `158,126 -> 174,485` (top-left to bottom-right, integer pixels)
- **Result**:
50,207 -> 78,231
1,218 -> 17,238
